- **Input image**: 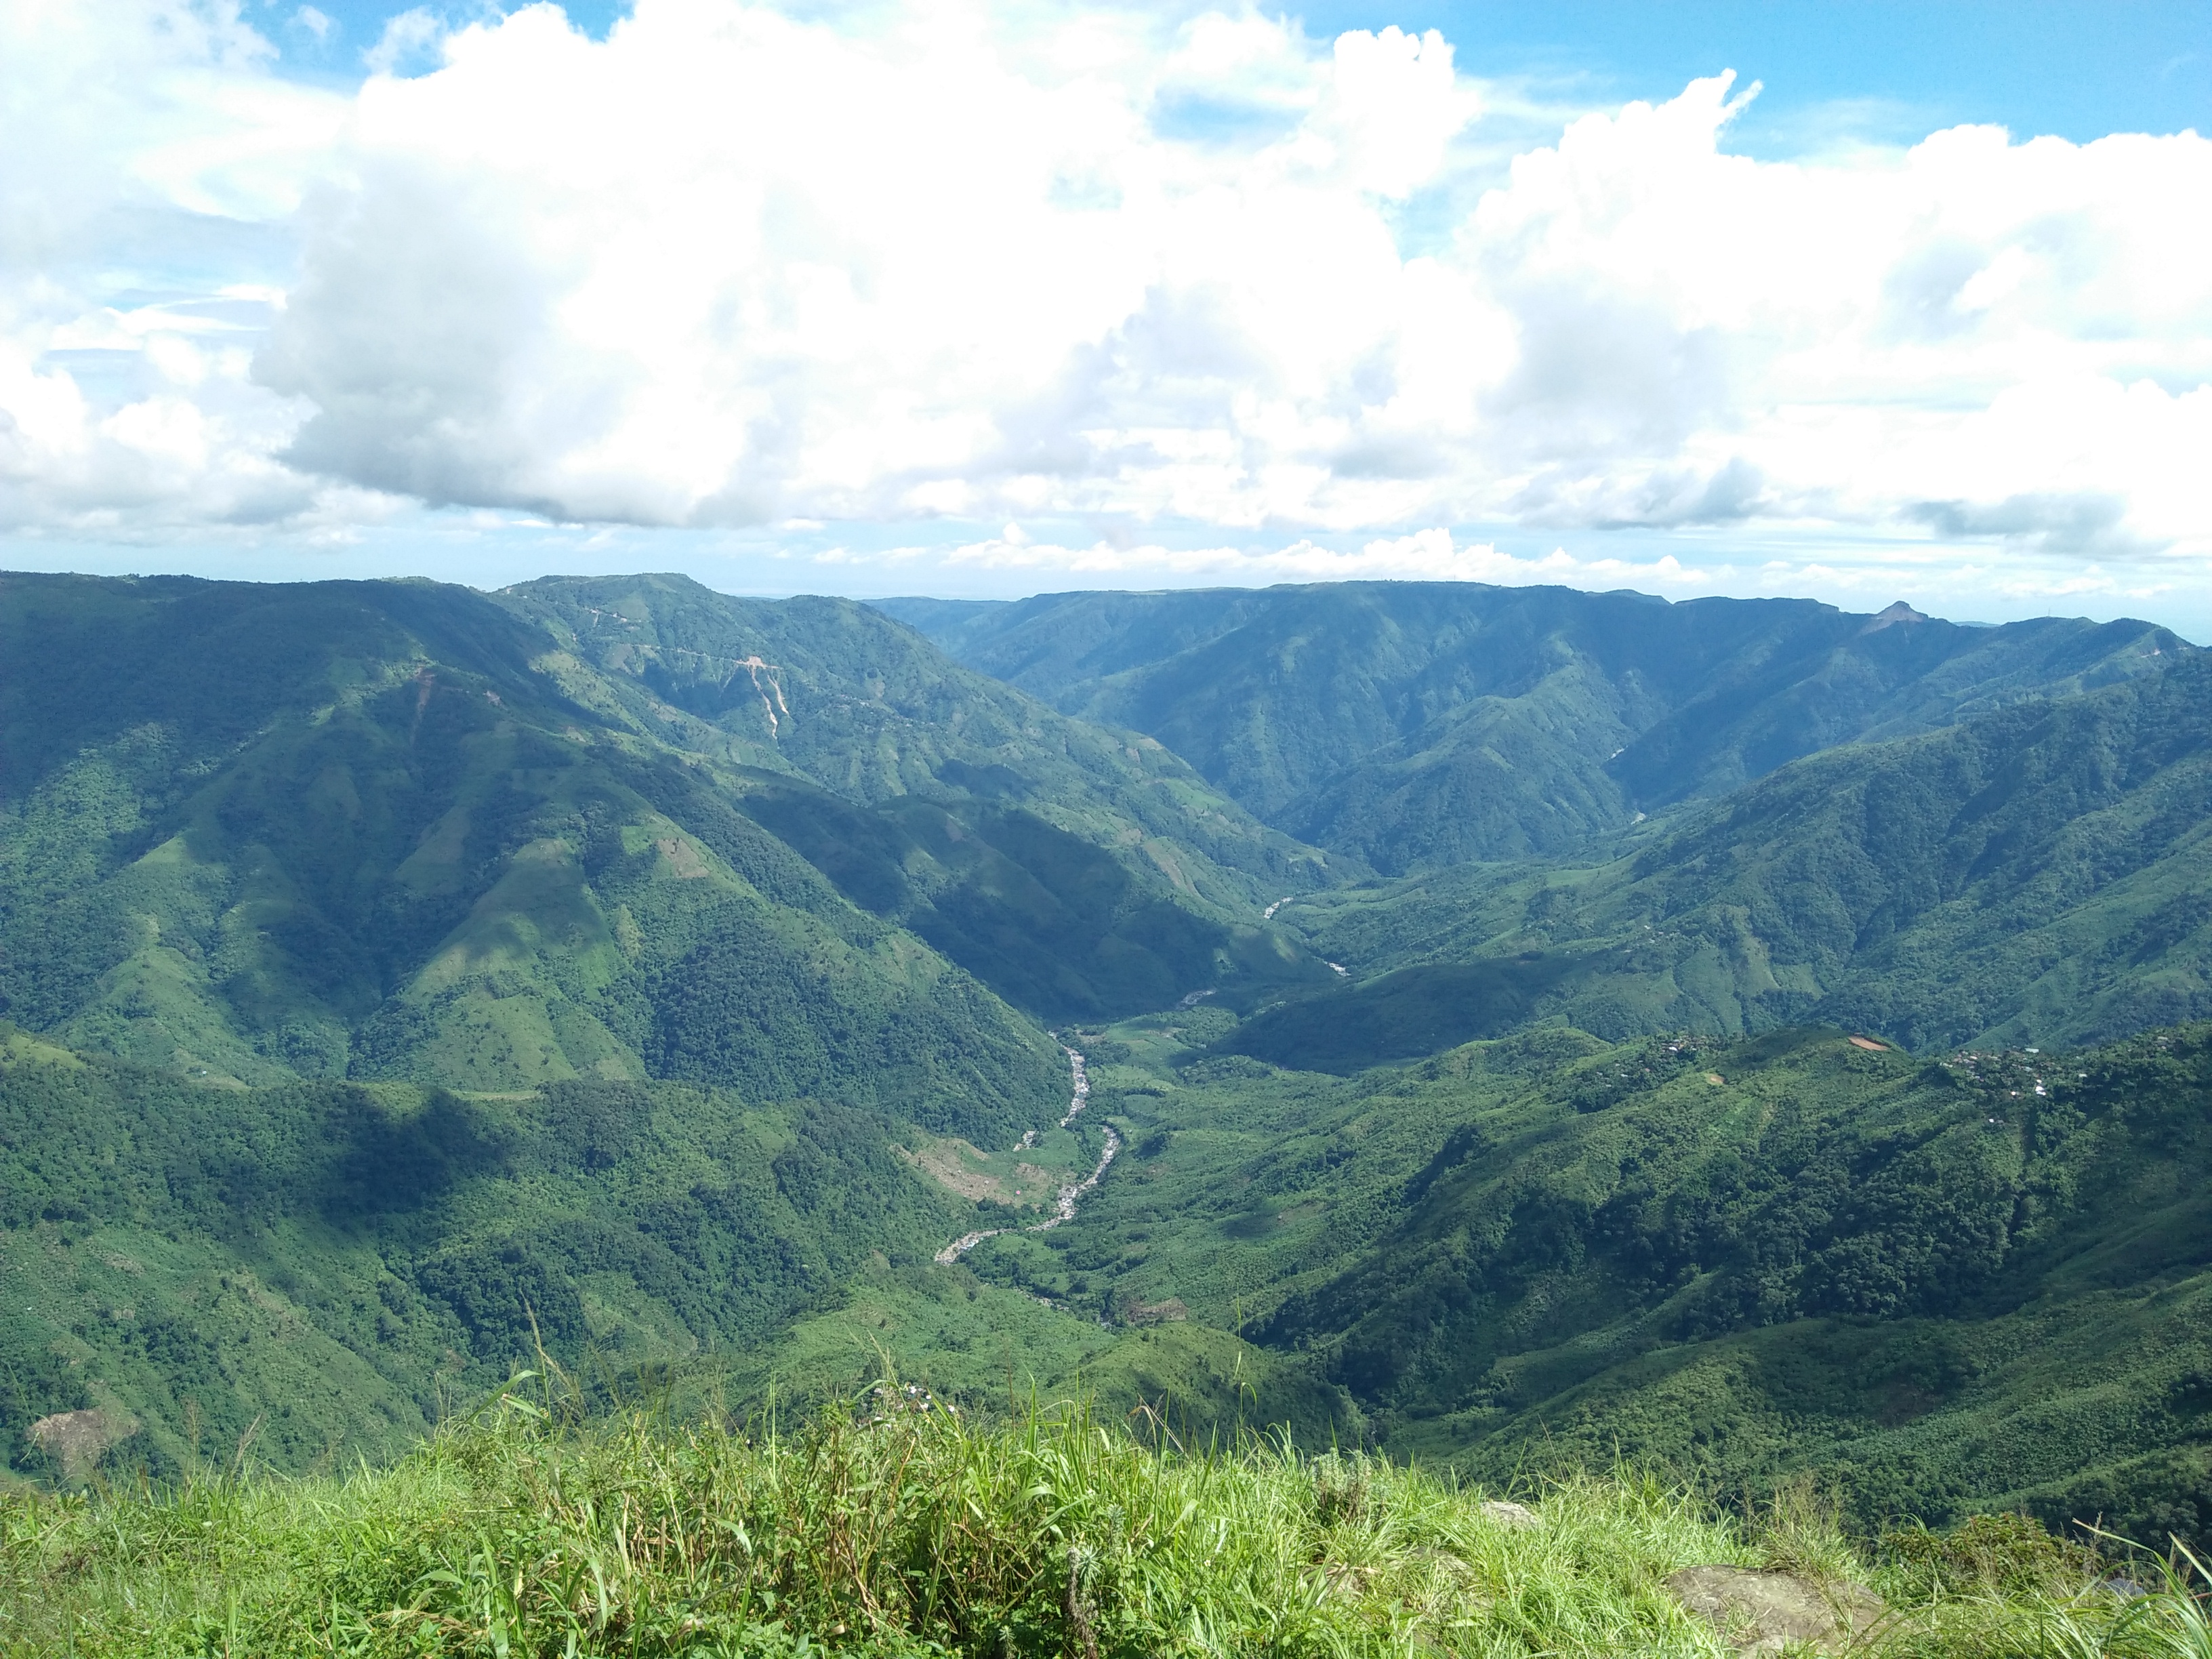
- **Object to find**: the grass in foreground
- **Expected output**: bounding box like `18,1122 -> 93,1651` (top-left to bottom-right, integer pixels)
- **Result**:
7,1384 -> 2212,1658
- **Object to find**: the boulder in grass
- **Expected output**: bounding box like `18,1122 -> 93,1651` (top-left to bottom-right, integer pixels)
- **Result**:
1479,1499 -> 1540,1529
1665,1565 -> 1883,1655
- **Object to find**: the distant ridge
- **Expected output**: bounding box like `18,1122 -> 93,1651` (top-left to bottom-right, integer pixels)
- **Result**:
879,581 -> 2188,874
1257,647 -> 2212,1063
1860,598 -> 1931,632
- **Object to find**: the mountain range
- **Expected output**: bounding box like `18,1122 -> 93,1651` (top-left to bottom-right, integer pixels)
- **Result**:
6,567 -> 2210,1548
0,572 -> 1326,1112
882,583 -> 2185,874
1234,646 -> 2212,1069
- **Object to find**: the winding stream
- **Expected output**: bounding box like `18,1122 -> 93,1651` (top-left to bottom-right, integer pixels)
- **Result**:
934,1042 -> 1119,1265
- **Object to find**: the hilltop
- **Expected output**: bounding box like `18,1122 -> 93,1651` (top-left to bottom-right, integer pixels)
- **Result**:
16,1395 -> 2203,1658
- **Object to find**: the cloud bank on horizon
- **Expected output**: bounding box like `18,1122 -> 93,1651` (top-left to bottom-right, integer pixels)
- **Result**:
3,0 -> 2210,621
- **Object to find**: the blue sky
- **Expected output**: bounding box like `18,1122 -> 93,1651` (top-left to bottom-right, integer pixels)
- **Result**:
273,0 -> 2212,146
5,0 -> 2210,634
1338,1 -> 2212,148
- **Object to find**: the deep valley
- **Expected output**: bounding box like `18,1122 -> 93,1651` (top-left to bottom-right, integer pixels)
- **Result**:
7,569 -> 2212,1604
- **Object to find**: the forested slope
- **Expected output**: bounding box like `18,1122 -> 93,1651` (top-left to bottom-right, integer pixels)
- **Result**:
1252,651 -> 2212,1065
12,566 -> 2212,1559
501,575 -> 1325,909
976,1012 -> 2212,1543
0,570 -> 1324,1490
0,1025 -> 964,1480
0,573 -> 1327,1108
502,575 -> 1333,1019
882,583 -> 2186,874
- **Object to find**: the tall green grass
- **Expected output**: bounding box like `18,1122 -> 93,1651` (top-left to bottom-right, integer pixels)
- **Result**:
7,1380 -> 2212,1657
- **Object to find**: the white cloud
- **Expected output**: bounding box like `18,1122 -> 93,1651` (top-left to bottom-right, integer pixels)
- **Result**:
363,7 -> 449,76
2,0 -> 2209,604
925,525 -> 1664,586
0,0 -> 357,535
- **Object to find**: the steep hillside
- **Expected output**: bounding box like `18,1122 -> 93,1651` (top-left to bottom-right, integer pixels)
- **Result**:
880,583 -> 2186,874
501,575 -> 1334,1019
501,575 -> 1322,908
1252,651 -> 2212,1065
0,1025 -> 973,1479
968,1012 -> 2212,1544
26,997 -> 2212,1551
0,573 -> 1328,1108
13,565 -> 2211,1564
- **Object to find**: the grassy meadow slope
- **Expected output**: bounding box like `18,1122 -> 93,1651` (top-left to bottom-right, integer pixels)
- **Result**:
881,583 -> 2185,874
1249,651 -> 2212,1066
24,1398 -> 2209,1659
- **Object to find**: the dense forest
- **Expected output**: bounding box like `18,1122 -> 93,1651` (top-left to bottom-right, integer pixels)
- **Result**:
886,583 -> 2186,872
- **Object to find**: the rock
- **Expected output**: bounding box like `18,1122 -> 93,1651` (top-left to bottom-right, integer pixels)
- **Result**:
1479,1498 -> 1540,1530
1665,1565 -> 1883,1655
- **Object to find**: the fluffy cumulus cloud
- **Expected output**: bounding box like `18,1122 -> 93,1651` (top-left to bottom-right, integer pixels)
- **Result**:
3,0 -> 2210,607
0,0 -> 359,533
247,0 -> 1492,530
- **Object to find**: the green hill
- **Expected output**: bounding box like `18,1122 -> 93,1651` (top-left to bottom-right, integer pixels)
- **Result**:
0,1025 -> 977,1481
958,1012 -> 2212,1547
0,1016 -> 1322,1491
0,569 -> 1347,1493
0,573 -> 1328,1111
1259,650 -> 2212,1066
499,575 -> 1333,1020
17,996 -> 2212,1554
880,583 -> 2186,874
